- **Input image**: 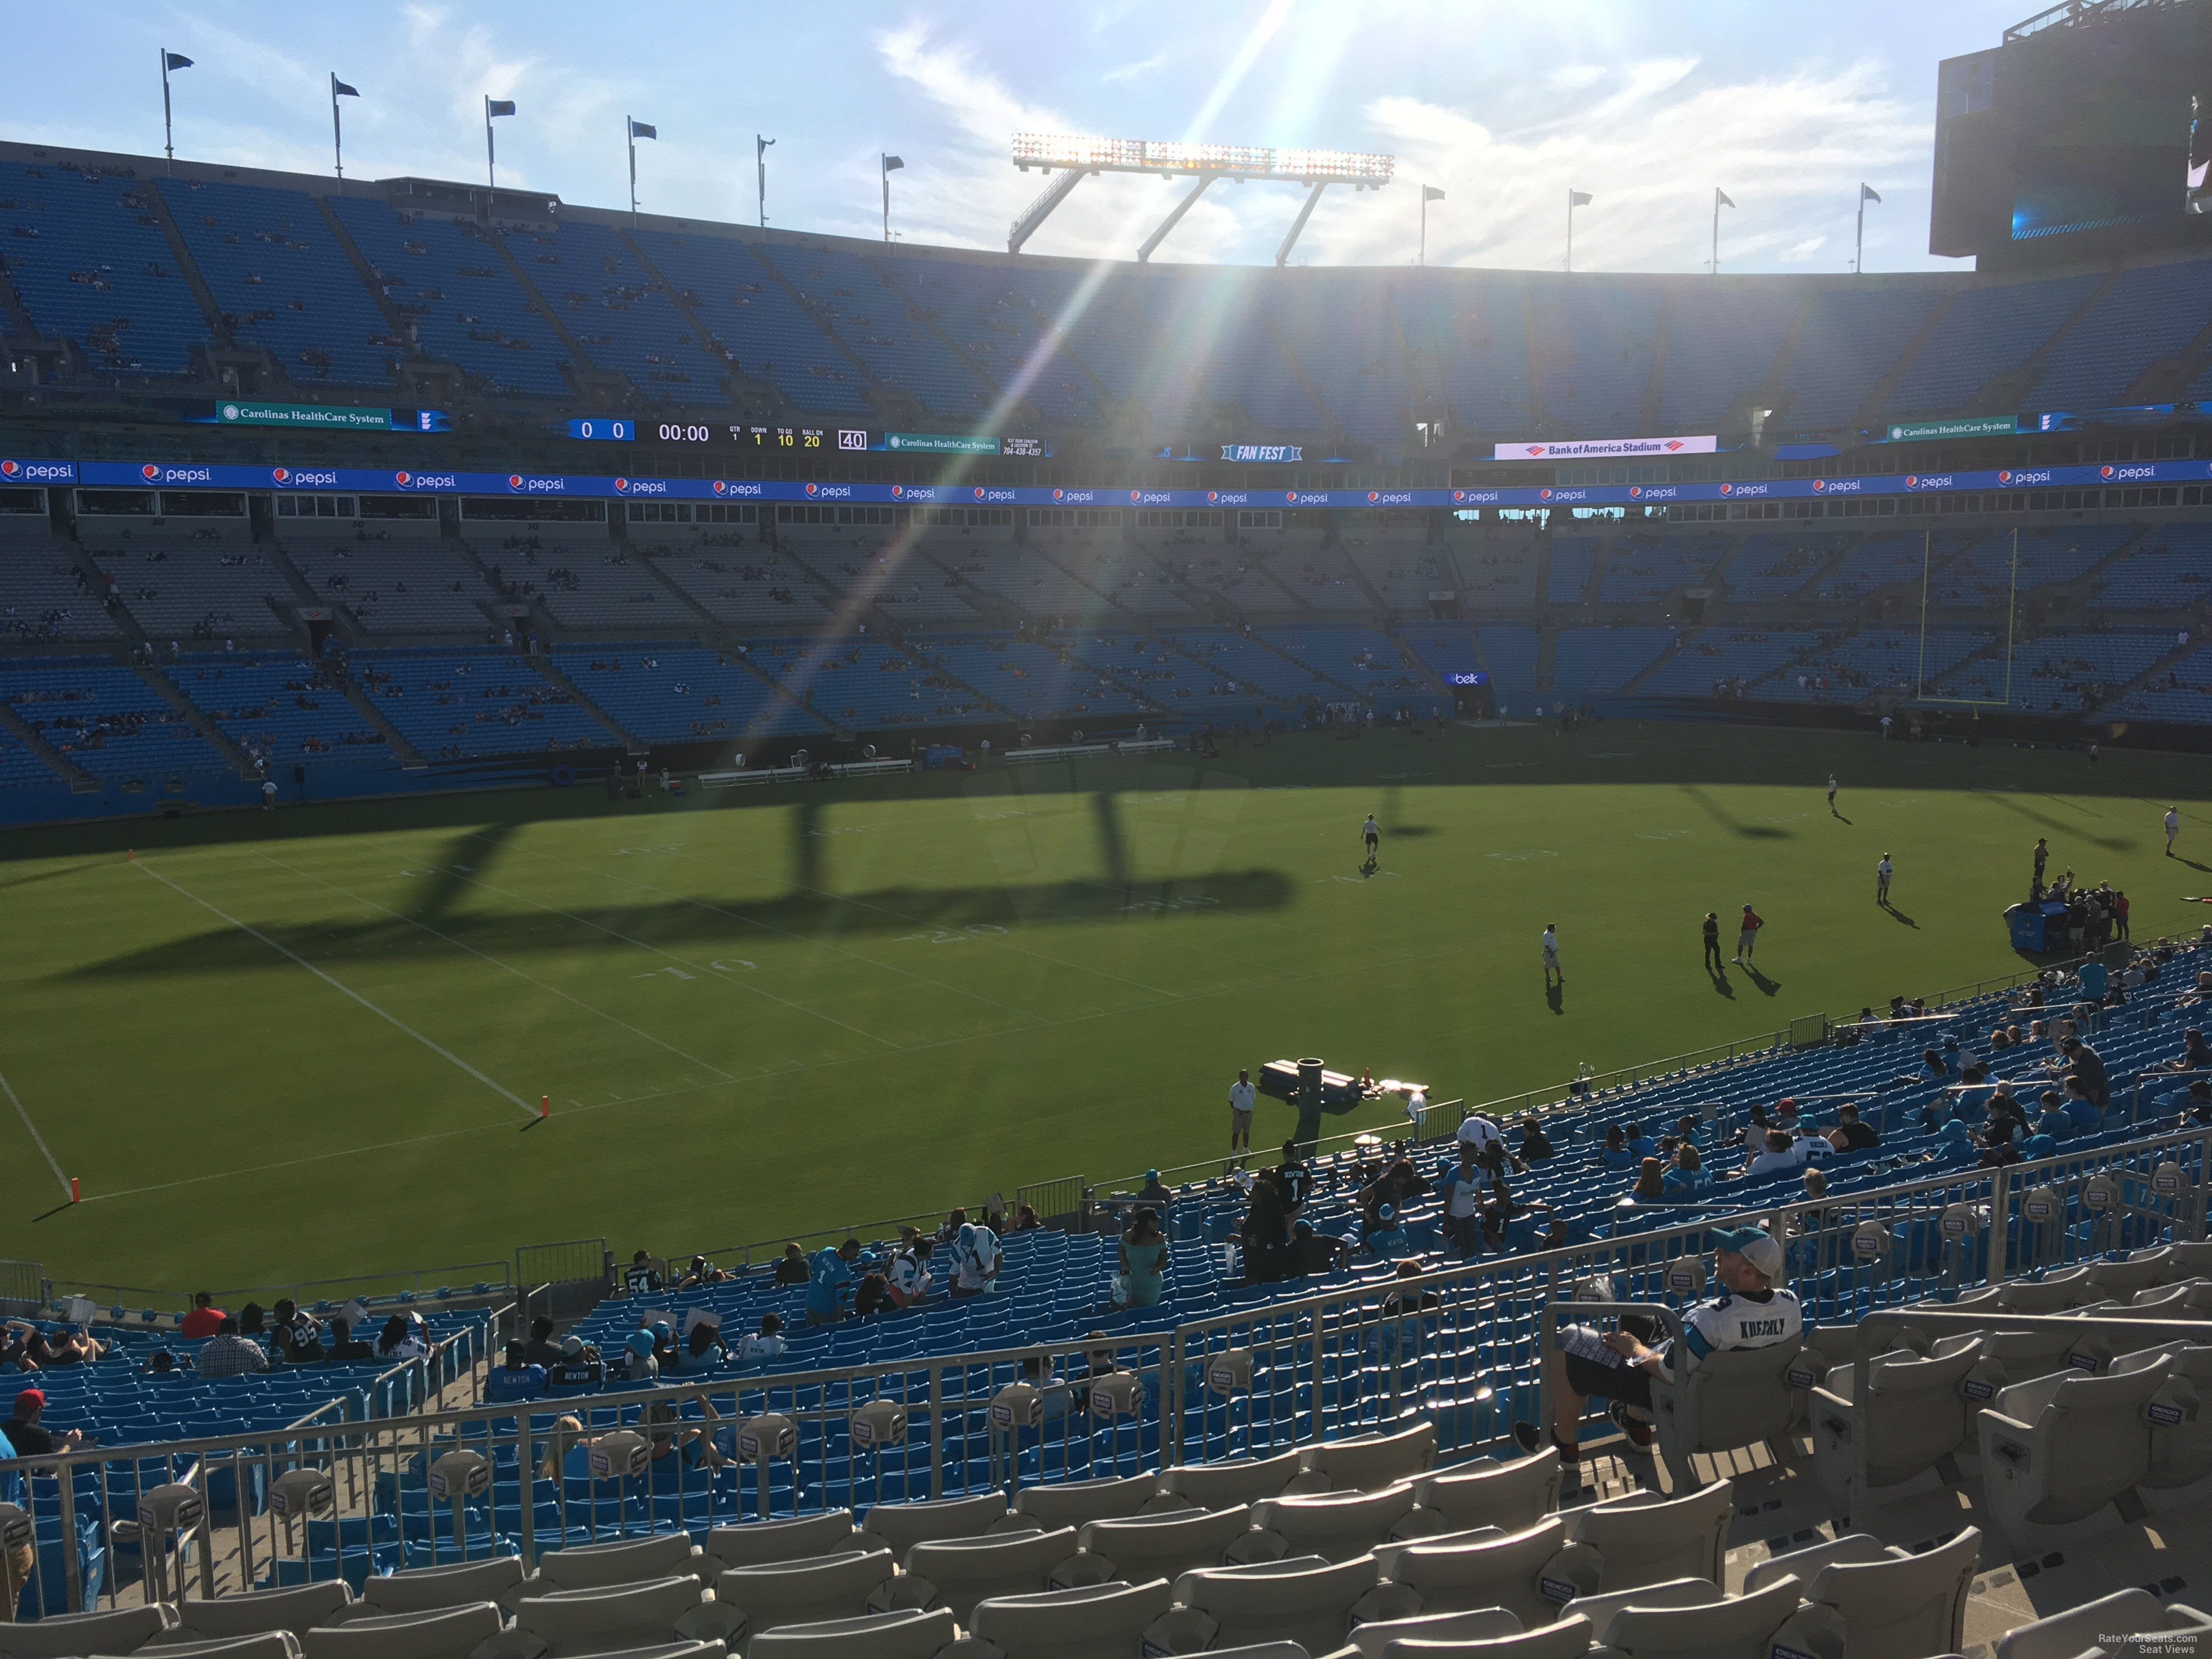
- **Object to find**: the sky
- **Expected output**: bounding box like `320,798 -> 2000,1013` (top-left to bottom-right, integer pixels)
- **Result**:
6,1 -> 2035,275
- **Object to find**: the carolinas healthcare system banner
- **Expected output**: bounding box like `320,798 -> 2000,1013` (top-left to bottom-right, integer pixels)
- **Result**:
0,454 -> 2201,509
1493,436 -> 1720,460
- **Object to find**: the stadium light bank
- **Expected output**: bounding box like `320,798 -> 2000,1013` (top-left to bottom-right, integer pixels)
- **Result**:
1009,133 -> 1394,264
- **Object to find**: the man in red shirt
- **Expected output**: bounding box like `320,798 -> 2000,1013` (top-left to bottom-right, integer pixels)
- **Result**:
179,1292 -> 226,1340
1735,904 -> 1764,964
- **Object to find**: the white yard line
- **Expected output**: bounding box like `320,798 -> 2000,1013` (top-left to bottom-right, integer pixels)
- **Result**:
134,857 -> 538,1119
0,1066 -> 71,1199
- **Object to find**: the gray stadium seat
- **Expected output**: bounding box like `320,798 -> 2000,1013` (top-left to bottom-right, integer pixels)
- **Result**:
1954,1267 -> 2095,1315
1400,1449 -> 1560,1538
1237,1482 -> 1420,1563
0,1604 -> 178,1659
856,1493 -> 1009,1556
1160,1448 -> 1310,1508
505,1575 -> 707,1658
1782,1526 -> 1981,1659
704,1513 -> 861,1573
1810,1338 -> 1983,1517
95,1639 -> 298,1659
1996,1588 -> 2212,1659
1335,1606 -> 1523,1658
1297,1425 -> 1437,1493
715,1551 -> 897,1646
1741,1533 -> 1892,1593
1009,1472 -> 1163,1528
157,1584 -> 357,1644
298,1604 -> 501,1659
887,1526 -> 1078,1624
1559,1481 -> 1733,1594
961,1578 -> 1173,1658
1064,1502 -> 1254,1587
519,1534 -> 709,1603
2110,1342 -> 2212,1488
1147,1554 -> 1379,1655
2085,1252 -> 2181,1301
743,1609 -> 953,1659
1358,1517 -> 1570,1628
1580,1574 -> 1803,1659
1980,1356 -> 2172,1543
356,1556 -> 526,1618
1376,1619 -> 1593,1659
1647,1339 -> 1804,1492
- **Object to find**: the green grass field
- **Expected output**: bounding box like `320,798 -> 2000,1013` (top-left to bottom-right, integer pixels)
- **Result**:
3,721 -> 2208,1294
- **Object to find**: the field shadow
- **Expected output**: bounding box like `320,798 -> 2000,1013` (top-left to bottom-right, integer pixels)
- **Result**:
1882,903 -> 1920,928
1976,791 -> 2135,853
1679,785 -> 1790,840
63,866 -> 1303,983
1707,967 -> 1736,1000
1545,982 -> 1564,1017
2177,856 -> 2212,873
1743,963 -> 1781,997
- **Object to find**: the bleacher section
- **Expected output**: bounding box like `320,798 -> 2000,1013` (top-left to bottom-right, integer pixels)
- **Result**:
754,244 -> 987,419
1260,628 -> 1436,712
0,657 -> 227,778
1339,531 -> 1453,611
1550,627 -> 1672,702
175,653 -> 388,768
2032,260 -> 2212,410
1720,534 -> 1844,602
878,252 -> 1098,422
2096,524 -> 2212,608
1941,630 -> 2177,714
1750,628 -> 1986,704
1060,632 -> 1255,720
0,518 -> 123,641
354,650 -> 609,759
1594,533 -> 1729,603
631,229 -> 867,414
281,521 -> 490,636
2113,642 -> 2212,721
1932,526 -> 2135,607
1777,285 -> 1948,429
77,514 -> 296,640
1530,281 -> 1658,437
1056,539 -> 1203,622
645,528 -> 836,630
1395,274 -> 1536,432
1634,629 -> 1817,698
514,220 -> 727,404
1651,285 -> 1798,431
755,635 -> 985,731
1883,273 -> 2102,416
552,645 -> 828,743
909,634 -> 1143,724
1812,531 -> 1973,602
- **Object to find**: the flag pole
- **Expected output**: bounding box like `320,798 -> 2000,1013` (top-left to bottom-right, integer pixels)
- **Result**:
331,74 -> 343,180
628,117 -> 636,222
1857,190 -> 1864,274
160,48 -> 175,171
1712,189 -> 1720,275
1420,190 -> 1427,266
1567,187 -> 1573,273
485,95 -> 495,189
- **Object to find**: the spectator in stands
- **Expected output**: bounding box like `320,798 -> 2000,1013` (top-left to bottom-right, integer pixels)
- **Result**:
676,1317 -> 726,1373
3,1390 -> 81,1458
1455,1111 -> 1512,1162
1375,1261 -> 1440,1366
1113,1209 -> 1170,1310
676,1255 -> 726,1288
140,1351 -> 178,1376
180,1292 -> 225,1340
1517,1226 -> 1800,1474
2034,1089 -> 2074,1142
1277,1141 -> 1312,1216
1517,1113 -> 1555,1161
1742,1130 -> 1800,1181
1239,1170 -> 1292,1283
374,1312 -> 428,1363
1631,1158 -> 1665,1200
2171,1028 -> 2212,1072
522,1316 -> 562,1369
195,1315 -> 269,1378
547,1336 -> 603,1392
1662,1144 -> 1705,1198
1741,1102 -> 1773,1151
1137,1169 -> 1173,1205
1360,1158 -> 1423,1231
2061,1077 -> 2103,1135
889,1236 -> 934,1308
1790,1118 -> 1833,1164
2062,1035 -> 2111,1110
1289,1220 -> 1351,1277
949,1221 -> 1002,1297
619,1330 -> 660,1385
1435,1142 -> 1489,1257
853,1272 -> 897,1319
269,1299 -> 321,1365
486,1340 -> 546,1403
771,1243 -> 810,1286
737,1313 -> 787,1369
1829,1102 -> 1881,1152
643,1320 -> 679,1371
1600,1125 -> 1635,1173
1625,1121 -> 1657,1159
35,1324 -> 101,1368
805,1238 -> 862,1325
1010,1203 -> 1042,1233
2175,1080 -> 2212,1127
935,1208 -> 969,1245
623,1250 -> 663,1295
324,1318 -> 373,1364
236,1303 -> 267,1338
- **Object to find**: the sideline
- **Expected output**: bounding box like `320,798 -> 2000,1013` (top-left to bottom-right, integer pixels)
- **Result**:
0,1065 -> 70,1200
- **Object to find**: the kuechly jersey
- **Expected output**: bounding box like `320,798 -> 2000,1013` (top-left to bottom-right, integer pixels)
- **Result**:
1680,1286 -> 1804,1364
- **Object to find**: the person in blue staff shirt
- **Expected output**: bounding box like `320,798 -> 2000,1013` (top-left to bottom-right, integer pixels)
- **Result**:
805,1238 -> 861,1325
484,1339 -> 546,1403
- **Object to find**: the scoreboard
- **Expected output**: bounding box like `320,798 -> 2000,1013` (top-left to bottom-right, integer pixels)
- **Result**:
563,420 -> 1043,456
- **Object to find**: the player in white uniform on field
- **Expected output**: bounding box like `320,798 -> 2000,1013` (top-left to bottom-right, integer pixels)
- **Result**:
1361,814 -> 1380,866
1826,775 -> 1839,815
2170,806 -> 2183,858
1541,923 -> 1562,988
1876,853 -> 1892,904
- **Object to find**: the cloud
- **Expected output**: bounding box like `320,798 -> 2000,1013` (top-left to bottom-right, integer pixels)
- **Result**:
1101,52 -> 1171,84
1548,64 -> 1609,92
1780,235 -> 1828,262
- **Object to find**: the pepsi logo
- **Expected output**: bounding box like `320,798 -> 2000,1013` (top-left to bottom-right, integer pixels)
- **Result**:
1812,479 -> 1825,492
804,482 -> 819,496
1206,491 -> 1218,504
1539,488 -> 1553,501
614,477 -> 629,492
712,479 -> 726,495
1905,476 -> 1917,488
0,461 -> 18,479
507,474 -> 524,489
1283,490 -> 1296,504
142,464 -> 160,482
1129,490 -> 1141,504
1452,489 -> 1464,503
1998,471 -> 2012,484
973,487 -> 985,502
394,471 -> 411,486
271,467 -> 290,484
1366,491 -> 1379,503
1720,483 -> 1733,495
1051,488 -> 1064,501
891,484 -> 904,499
1629,486 -> 1642,499
2099,465 -> 2114,479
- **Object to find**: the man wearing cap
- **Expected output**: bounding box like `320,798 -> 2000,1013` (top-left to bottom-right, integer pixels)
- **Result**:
1515,1226 -> 1801,1479
1361,1205 -> 1410,1262
3,1389 -> 81,1458
1228,1068 -> 1257,1163
805,1238 -> 862,1326
485,1340 -> 547,1403
618,1329 -> 661,1386
1735,904 -> 1763,964
546,1335 -> 604,1393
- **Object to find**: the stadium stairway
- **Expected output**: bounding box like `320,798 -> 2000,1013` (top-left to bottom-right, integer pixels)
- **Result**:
524,655 -> 640,749
138,660 -> 259,778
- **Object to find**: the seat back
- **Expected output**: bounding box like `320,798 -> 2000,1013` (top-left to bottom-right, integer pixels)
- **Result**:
963,1579 -> 1173,1659
2087,1254 -> 2174,1300
361,1556 -> 525,1616
1567,1481 -> 1733,1592
1818,1342 -> 1980,1497
1803,1525 -> 1979,1659
1988,1358 -> 2168,1527
0,1604 -> 177,1659
1076,1503 -> 1252,1584
1251,1483 -> 1418,1562
746,1609 -> 957,1659
856,1492 -> 1008,1556
1011,1473 -> 1158,1528
901,1527 -> 1077,1625
1656,1340 -> 1802,1468
1172,1554 -> 1380,1654
1739,1534 -> 1890,1596
537,1533 -> 705,1592
1409,1450 -> 1559,1534
100,1638 -> 299,1659
298,1604 -> 501,1659
166,1583 -> 356,1643
1383,1517 -> 1569,1628
2000,1269 -> 2094,1313
1996,1588 -> 2212,1659
704,1512 -> 860,1573
1345,1606 -> 1522,1658
2121,1344 -> 2212,1487
1380,1619 -> 1592,1659
511,1575 -> 704,1657
1159,1448 -> 1306,1508
1597,1575 -> 1802,1659
716,1550 -> 895,1638
1297,1425 -> 1437,1493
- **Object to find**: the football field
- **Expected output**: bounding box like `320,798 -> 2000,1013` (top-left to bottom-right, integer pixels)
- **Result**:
2,720 -> 2207,1292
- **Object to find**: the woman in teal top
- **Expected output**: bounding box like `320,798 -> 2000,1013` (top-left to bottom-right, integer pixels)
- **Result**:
1117,1207 -> 1170,1309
